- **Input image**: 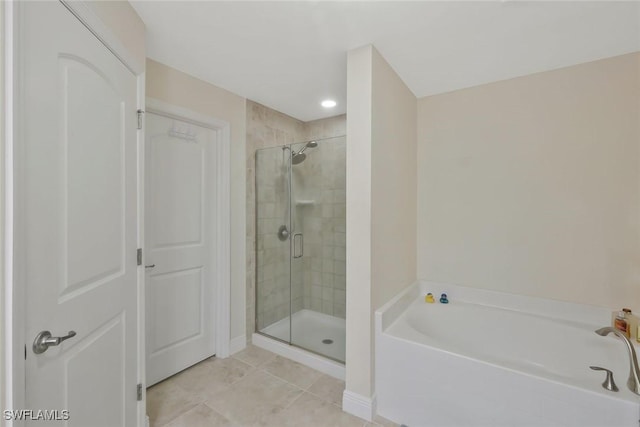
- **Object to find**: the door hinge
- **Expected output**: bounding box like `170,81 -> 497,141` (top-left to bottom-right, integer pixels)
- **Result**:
137,109 -> 144,130
137,248 -> 142,266
137,383 -> 143,401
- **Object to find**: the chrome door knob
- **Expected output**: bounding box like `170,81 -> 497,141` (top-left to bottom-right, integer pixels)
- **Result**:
33,330 -> 77,354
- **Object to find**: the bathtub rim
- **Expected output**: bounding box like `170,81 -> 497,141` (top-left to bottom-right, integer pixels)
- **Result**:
375,280 -> 629,335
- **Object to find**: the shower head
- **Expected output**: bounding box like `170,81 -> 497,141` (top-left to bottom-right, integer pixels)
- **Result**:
296,141 -> 317,155
291,152 -> 307,165
291,141 -> 317,165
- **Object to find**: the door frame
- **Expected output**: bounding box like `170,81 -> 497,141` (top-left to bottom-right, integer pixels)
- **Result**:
2,1 -> 147,425
145,97 -> 232,361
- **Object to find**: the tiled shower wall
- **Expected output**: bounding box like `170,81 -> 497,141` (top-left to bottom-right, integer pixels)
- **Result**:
254,147 -> 295,331
294,139 -> 346,319
246,100 -> 346,340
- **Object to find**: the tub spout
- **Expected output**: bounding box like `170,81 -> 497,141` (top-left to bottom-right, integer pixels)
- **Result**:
595,327 -> 640,396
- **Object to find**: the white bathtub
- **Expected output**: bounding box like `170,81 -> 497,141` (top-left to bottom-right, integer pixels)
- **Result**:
375,281 -> 640,427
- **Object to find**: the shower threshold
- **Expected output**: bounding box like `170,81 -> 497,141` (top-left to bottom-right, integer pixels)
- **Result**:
253,309 -> 345,379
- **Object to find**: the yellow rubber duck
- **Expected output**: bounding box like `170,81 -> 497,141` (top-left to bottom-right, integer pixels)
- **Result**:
425,293 -> 435,303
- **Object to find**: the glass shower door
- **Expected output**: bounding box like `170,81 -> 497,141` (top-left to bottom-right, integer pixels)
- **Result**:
255,136 -> 346,363
255,147 -> 292,343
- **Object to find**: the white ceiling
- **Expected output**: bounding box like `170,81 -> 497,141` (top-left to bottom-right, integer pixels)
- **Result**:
131,1 -> 640,122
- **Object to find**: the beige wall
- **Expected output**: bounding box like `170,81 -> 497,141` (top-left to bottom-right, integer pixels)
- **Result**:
345,45 -> 374,401
85,1 -> 145,69
305,115 -> 347,141
146,59 -> 248,341
417,52 -> 640,311
345,45 -> 417,407
371,47 -> 418,311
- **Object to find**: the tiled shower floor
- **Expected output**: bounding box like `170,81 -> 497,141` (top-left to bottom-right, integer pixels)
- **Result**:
260,309 -> 346,362
147,344 -> 396,427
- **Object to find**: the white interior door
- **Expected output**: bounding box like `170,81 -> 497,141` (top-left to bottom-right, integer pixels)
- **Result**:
145,111 -> 218,386
20,2 -> 139,426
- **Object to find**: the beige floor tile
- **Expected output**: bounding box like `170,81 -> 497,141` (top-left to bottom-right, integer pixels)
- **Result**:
173,356 -> 254,399
232,344 -> 277,367
147,378 -> 202,426
257,392 -> 364,427
307,374 -> 345,407
205,369 -> 303,426
371,414 -> 400,427
262,355 -> 323,389
165,403 -> 236,427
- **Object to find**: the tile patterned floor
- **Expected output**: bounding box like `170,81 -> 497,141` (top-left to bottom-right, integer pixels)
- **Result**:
147,345 -> 397,427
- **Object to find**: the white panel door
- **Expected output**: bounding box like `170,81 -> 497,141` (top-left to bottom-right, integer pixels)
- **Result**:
145,112 -> 217,386
20,2 -> 139,426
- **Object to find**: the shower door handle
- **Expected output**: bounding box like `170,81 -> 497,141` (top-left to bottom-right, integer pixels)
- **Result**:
293,233 -> 303,258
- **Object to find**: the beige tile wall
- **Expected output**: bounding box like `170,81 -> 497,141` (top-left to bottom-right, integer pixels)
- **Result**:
255,147 -> 293,330
296,139 -> 346,318
246,100 -> 346,339
247,101 -> 305,337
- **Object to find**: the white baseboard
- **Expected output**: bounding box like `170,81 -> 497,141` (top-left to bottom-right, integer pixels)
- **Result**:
229,334 -> 246,355
252,333 -> 345,380
342,390 -> 376,422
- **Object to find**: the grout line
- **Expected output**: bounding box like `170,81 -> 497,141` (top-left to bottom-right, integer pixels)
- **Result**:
229,356 -> 257,370
159,403 -> 204,427
231,347 -> 277,368
148,378 -> 206,426
258,361 -> 345,410
260,366 -> 307,391
166,377 -> 206,406
258,359 -> 326,393
302,373 -> 323,391
153,400 -> 201,427
304,386 -> 344,408
282,389 -> 307,410
202,402 -> 235,424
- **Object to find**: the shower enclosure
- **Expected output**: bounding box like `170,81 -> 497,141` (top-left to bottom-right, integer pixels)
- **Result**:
255,136 -> 346,362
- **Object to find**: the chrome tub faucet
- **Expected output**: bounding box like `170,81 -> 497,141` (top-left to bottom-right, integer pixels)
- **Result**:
595,327 -> 640,396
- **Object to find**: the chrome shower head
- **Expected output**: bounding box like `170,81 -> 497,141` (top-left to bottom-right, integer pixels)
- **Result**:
291,152 -> 307,165
291,141 -> 317,165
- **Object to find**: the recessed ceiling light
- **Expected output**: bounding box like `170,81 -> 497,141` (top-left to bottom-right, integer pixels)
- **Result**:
321,99 -> 337,108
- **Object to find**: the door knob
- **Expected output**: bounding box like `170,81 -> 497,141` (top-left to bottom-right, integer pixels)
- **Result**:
33,330 -> 77,354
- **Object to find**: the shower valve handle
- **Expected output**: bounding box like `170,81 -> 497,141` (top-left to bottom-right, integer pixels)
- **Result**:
277,225 -> 289,241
